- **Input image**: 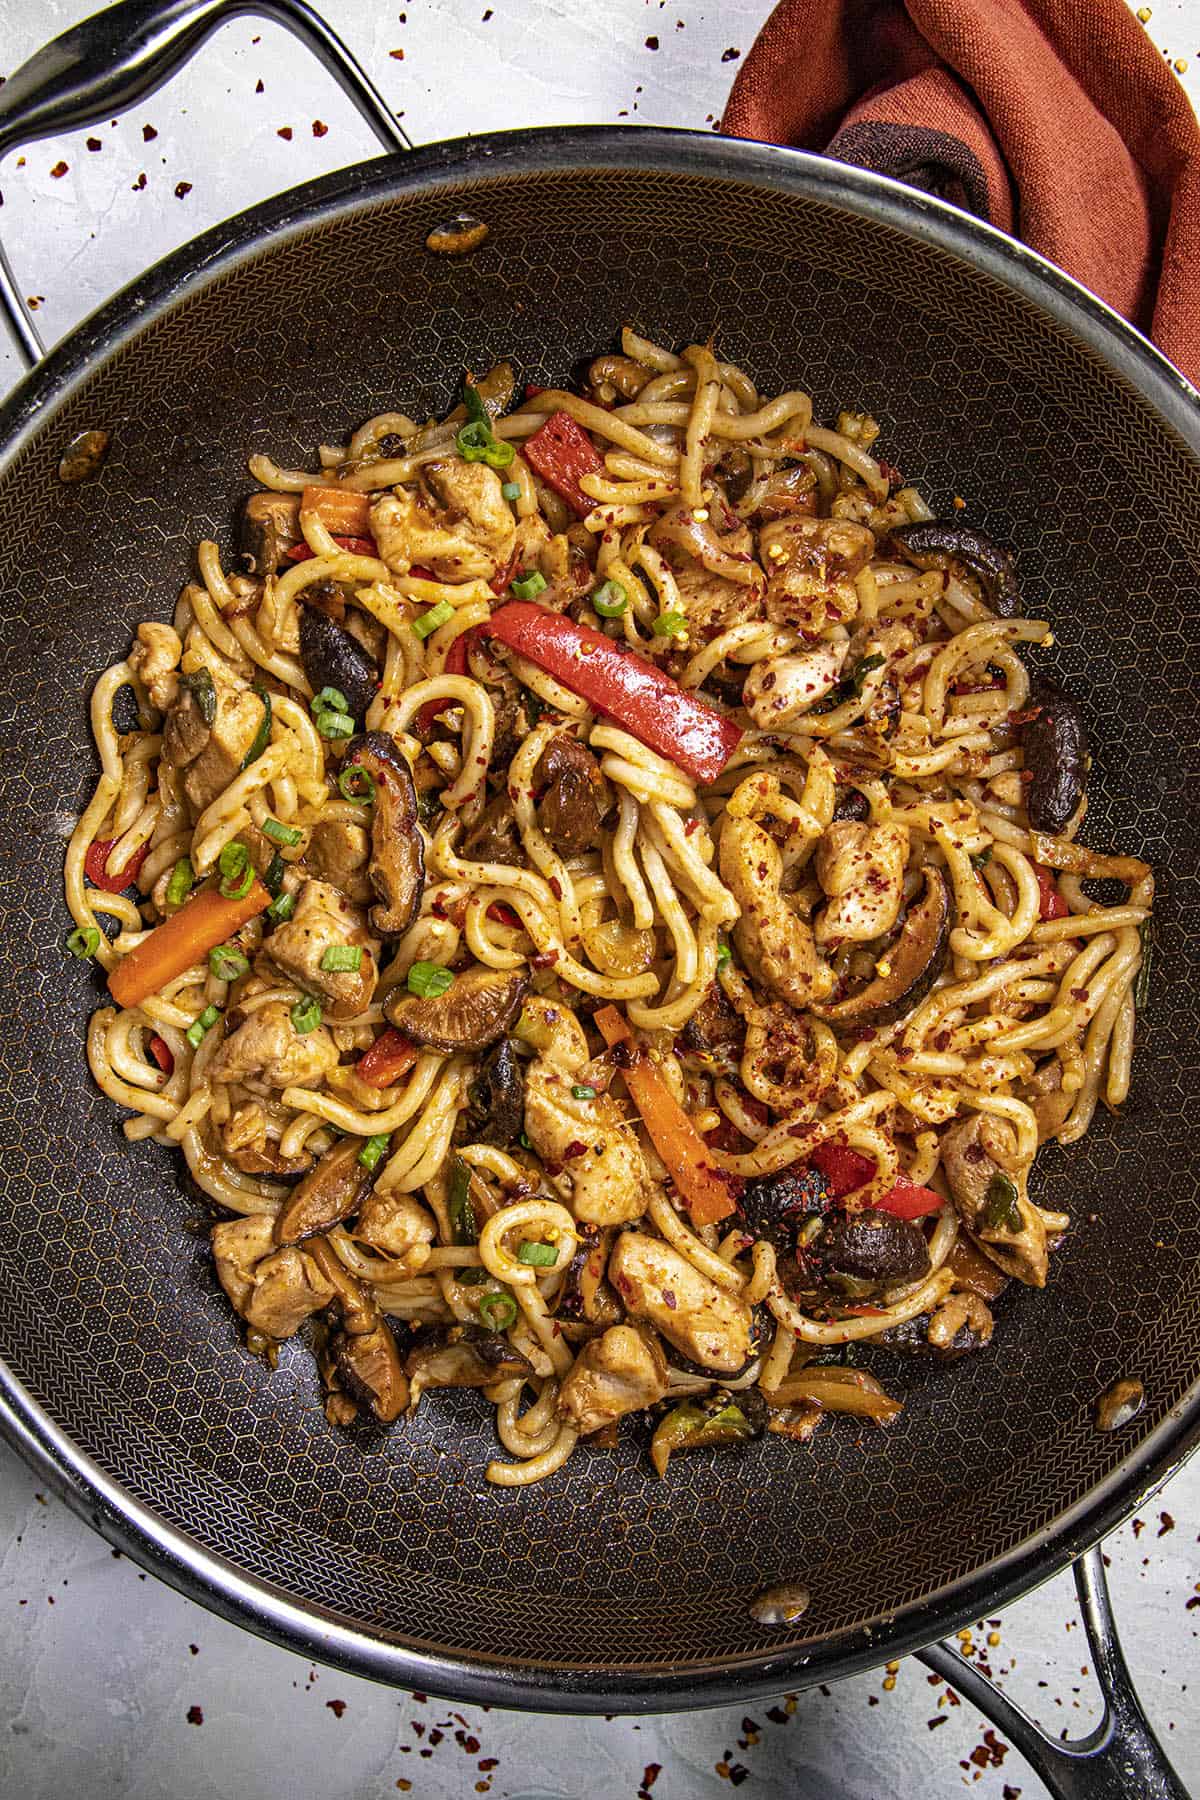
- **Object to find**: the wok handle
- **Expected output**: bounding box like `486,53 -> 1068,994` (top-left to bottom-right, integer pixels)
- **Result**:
0,0 -> 410,366
915,1545 -> 1189,1800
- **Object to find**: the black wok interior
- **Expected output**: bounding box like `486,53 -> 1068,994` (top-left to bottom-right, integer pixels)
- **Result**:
1,137 -> 1198,1700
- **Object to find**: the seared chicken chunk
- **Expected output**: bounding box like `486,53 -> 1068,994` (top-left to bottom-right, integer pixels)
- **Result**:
355,1190 -> 437,1260
743,636 -> 849,729
815,820 -> 909,944
210,999 -> 340,1092
524,1058 -> 650,1226
941,1111 -> 1052,1288
371,458 -> 515,583
129,621 -> 183,712
264,879 -> 379,1020
760,515 -> 875,636
304,817 -> 374,905
163,660 -> 268,816
719,778 -> 834,1008
211,1214 -> 334,1339
608,1232 -> 754,1375
558,1325 -> 668,1435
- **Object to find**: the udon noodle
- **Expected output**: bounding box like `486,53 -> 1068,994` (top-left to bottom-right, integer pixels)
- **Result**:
65,328 -> 1152,1485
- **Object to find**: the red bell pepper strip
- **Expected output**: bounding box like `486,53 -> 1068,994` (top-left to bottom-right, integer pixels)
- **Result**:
415,627 -> 477,734
148,1034 -> 175,1076
1034,864 -> 1069,921
85,836 -> 150,893
522,410 -> 604,517
484,602 -> 743,783
355,1028 -> 419,1089
283,534 -> 378,563
595,1006 -> 737,1224
810,1141 -> 942,1218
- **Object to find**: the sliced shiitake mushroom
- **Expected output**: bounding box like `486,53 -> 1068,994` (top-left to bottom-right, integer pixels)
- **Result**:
385,964 -> 529,1054
738,1166 -> 832,1250
812,866 -> 950,1030
332,1321 -> 409,1423
1020,675 -> 1088,834
299,607 -> 379,721
889,521 -> 1021,616
343,731 -> 425,936
405,1323 -> 532,1405
463,1037 -> 525,1145
274,1137 -> 372,1245
806,1210 -> 931,1289
238,490 -> 302,573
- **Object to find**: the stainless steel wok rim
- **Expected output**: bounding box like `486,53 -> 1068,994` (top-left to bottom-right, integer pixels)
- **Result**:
2,123 -> 1198,1710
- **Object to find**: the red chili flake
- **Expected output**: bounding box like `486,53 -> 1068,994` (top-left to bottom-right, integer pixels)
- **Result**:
390,47 -> 405,58
186,1705 -> 204,1725
50,161 -> 69,178
478,1761 -> 498,1773
765,1706 -> 789,1725
720,47 -> 741,61
143,124 -> 157,142
530,949 -> 559,970
312,120 -> 328,137
662,1288 -> 677,1310
685,817 -> 700,836
325,1699 -> 347,1718
132,172 -> 147,190
1002,1788 -> 1022,1800
174,182 -> 192,199
461,1734 -> 480,1753
188,1644 -> 199,1655
927,1715 -> 948,1730
486,902 -> 521,928
1158,1511 -> 1176,1536
645,35 -> 660,49
277,126 -> 293,140
148,1035 -> 174,1077
727,1766 -> 750,1789
565,1139 -> 588,1159
429,1729 -> 444,1746
255,79 -> 265,93
1131,1517 -> 1145,1537
86,138 -> 102,152
548,876 -> 563,900
639,1765 -> 662,1797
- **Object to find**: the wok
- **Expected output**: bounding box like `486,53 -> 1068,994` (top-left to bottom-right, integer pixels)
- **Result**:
0,5 -> 1197,1795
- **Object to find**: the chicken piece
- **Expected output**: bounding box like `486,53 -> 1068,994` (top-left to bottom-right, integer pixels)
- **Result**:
163,660 -> 269,816
815,820 -> 909,945
742,635 -> 850,730
129,621 -> 183,712
355,1190 -> 437,1260
523,1058 -> 650,1226
557,1324 -> 668,1436
719,781 -> 834,1008
371,459 -> 515,583
940,1112 -> 1051,1287
608,1232 -> 754,1375
760,515 -> 875,636
220,1098 -> 312,1177
670,559 -> 761,640
264,879 -> 379,1020
304,817 -> 374,906
1022,1059 -> 1074,1142
649,510 -> 763,640
210,999 -> 340,1092
211,1214 -> 334,1340
460,793 -> 519,863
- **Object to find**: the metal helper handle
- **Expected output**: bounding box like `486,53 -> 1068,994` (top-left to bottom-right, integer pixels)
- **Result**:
0,0 -> 410,366
916,1544 -> 1189,1800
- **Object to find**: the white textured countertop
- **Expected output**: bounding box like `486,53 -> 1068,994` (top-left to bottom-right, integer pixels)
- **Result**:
2,3 -> 1199,1796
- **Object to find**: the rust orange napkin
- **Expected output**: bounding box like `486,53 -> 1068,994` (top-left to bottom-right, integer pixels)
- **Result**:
722,0 -> 1200,384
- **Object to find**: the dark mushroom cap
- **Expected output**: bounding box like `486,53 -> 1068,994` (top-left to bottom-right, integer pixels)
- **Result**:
810,1211 -> 932,1287
386,964 -> 530,1054
812,866 -> 951,1030
275,1138 -> 372,1245
404,1322 -> 533,1391
333,1321 -> 409,1422
344,731 -> 426,936
464,1037 -> 526,1146
889,521 -> 1021,617
1020,675 -> 1088,834
300,607 -> 380,721
738,1166 -> 832,1249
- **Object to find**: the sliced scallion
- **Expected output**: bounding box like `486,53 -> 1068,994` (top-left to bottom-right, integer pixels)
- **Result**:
267,890 -> 296,923
652,610 -> 688,638
338,766 -> 376,805
478,1290 -> 517,1331
66,926 -> 100,960
320,944 -> 363,974
406,961 -> 454,998
501,481 -> 521,502
571,1084 -> 597,1101
262,817 -> 303,848
592,580 -> 627,618
209,944 -> 250,982
510,569 -> 547,601
290,995 -> 323,1035
412,601 -> 454,640
165,857 -> 194,907
358,1132 -> 390,1172
217,840 -> 254,901
516,1239 -> 558,1267
315,710 -> 355,740
185,1002 -> 221,1050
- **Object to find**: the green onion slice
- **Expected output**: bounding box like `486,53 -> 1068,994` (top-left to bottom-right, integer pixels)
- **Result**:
571,1084 -> 596,1100
338,767 -> 376,805
165,857 -> 194,908
66,926 -> 101,960
314,710 -> 355,740
510,569 -> 547,601
262,817 -> 302,847
516,1239 -> 558,1267
412,600 -> 455,640
501,481 -> 521,502
311,685 -> 349,716
239,685 -> 272,772
478,1290 -> 518,1331
181,667 -> 216,726
652,610 -> 688,638
716,940 -> 732,970
209,944 -> 250,982
263,850 -> 286,896
359,1132 -> 391,1172
320,944 -> 363,974
407,961 -> 454,998
267,890 -> 296,923
592,580 -> 627,618
217,840 -> 254,901
290,995 -> 322,1035
185,1002 -> 221,1049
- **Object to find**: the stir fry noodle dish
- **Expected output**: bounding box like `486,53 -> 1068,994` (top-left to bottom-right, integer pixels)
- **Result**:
66,329 -> 1152,1487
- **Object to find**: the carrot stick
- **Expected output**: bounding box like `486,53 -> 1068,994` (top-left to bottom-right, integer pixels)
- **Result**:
108,878 -> 272,1010
300,485 -> 373,539
594,1004 -> 737,1225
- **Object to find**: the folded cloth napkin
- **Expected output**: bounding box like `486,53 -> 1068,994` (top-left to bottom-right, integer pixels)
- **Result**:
722,0 -> 1200,384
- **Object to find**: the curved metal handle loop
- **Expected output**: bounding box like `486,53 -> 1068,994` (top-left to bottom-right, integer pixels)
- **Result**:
916,1545 -> 1189,1800
0,0 -> 410,367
